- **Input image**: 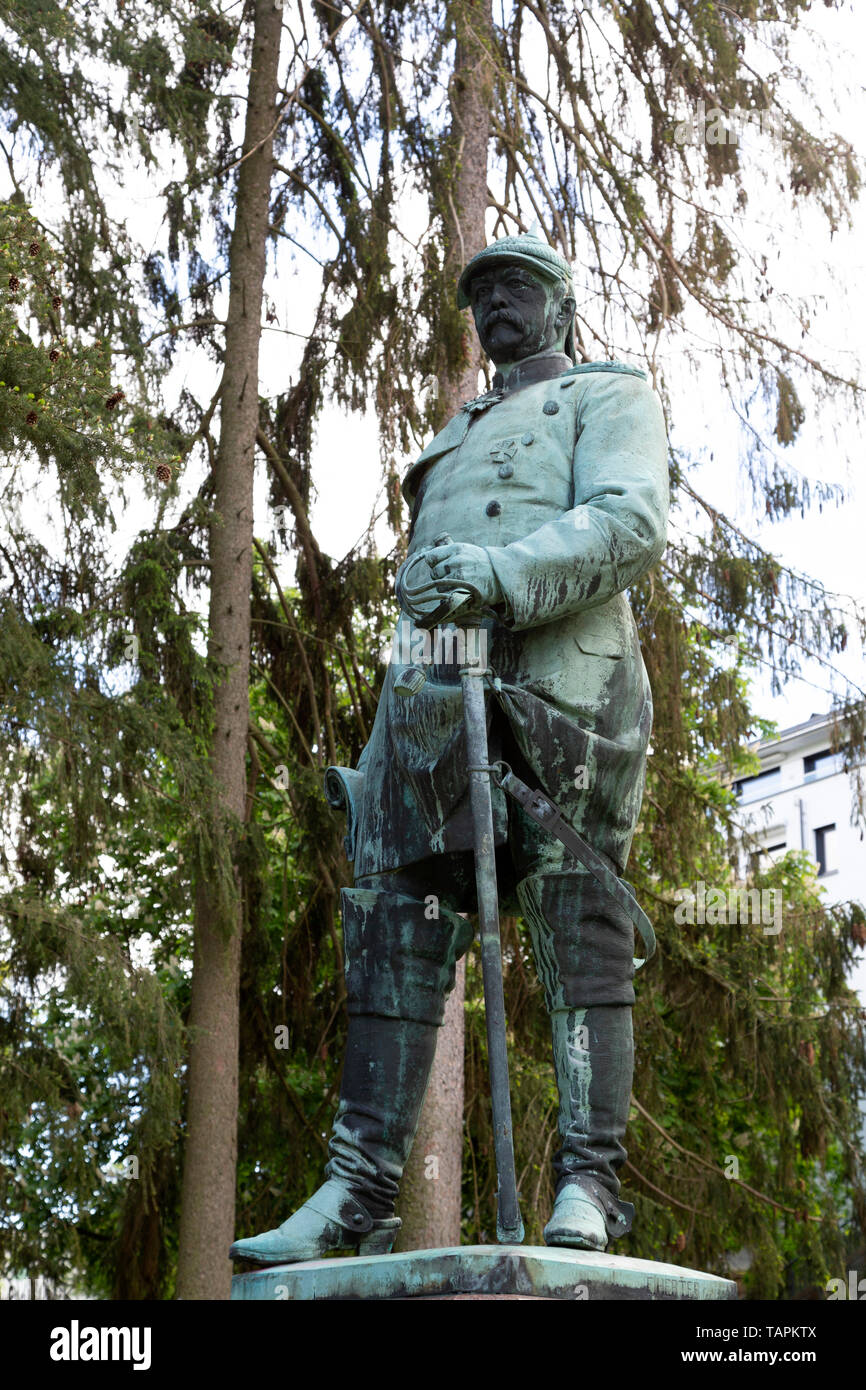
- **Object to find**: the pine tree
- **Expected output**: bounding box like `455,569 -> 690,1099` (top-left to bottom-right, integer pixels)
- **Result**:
0,0 -> 254,1297
175,0 -> 284,1301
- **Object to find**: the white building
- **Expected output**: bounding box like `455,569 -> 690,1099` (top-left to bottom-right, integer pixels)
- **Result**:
731,711 -> 866,1000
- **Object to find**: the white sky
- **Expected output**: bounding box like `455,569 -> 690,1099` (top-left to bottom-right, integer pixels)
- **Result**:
679,0 -> 866,729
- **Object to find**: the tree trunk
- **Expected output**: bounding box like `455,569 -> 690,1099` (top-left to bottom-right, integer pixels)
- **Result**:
395,956 -> 467,1250
176,1 -> 282,1301
395,0 -> 492,1252
438,0 -> 494,417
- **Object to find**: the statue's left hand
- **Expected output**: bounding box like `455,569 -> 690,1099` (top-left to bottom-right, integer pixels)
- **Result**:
425,542 -> 502,607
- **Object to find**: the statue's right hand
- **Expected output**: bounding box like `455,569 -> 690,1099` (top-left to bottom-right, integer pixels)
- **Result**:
396,544 -> 478,629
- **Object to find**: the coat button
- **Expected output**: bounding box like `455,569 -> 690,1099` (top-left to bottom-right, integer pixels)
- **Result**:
486,500 -> 502,517
521,431 -> 535,445
497,463 -> 514,479
543,400 -> 560,415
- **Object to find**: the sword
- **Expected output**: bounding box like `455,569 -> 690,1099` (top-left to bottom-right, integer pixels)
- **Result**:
395,540 -> 524,1245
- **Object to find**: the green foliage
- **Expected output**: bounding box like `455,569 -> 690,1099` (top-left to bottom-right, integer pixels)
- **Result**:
0,1 -> 233,1291
0,203 -> 139,499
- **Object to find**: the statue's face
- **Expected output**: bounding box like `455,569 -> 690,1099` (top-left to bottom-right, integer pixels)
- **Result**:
467,263 -> 572,366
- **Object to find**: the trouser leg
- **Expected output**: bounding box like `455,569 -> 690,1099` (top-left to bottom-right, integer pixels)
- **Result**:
229,880 -> 473,1263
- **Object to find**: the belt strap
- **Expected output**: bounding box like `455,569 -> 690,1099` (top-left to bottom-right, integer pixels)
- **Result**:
497,768 -> 656,970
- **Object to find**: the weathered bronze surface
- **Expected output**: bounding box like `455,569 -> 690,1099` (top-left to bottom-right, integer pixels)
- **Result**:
230,231 -> 669,1268
230,1246 -> 736,1301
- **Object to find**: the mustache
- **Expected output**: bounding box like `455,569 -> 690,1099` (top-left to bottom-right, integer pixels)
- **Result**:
484,307 -> 524,331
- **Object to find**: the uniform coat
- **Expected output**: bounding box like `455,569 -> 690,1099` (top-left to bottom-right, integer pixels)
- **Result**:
340,352 -> 669,888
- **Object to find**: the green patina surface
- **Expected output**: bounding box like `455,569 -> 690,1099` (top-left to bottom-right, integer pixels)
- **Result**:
231,1245 -> 737,1301
235,234 -> 671,1267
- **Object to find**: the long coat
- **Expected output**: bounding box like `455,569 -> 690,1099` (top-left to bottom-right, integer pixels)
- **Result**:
333,355 -> 669,882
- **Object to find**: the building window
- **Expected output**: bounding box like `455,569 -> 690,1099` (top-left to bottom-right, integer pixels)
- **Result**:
814,824 -> 836,877
733,766 -> 782,802
804,748 -> 840,778
750,842 -> 787,875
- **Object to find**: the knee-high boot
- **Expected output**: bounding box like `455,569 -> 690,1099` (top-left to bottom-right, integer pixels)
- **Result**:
518,868 -> 636,1251
544,1003 -> 634,1250
229,888 -> 473,1264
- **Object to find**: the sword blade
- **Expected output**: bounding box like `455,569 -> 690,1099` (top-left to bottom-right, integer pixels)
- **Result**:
461,665 -> 524,1245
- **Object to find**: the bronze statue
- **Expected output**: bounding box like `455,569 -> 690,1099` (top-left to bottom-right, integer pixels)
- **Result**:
230,231 -> 669,1265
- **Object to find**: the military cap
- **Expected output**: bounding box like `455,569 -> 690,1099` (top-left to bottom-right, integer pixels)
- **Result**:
457,231 -> 578,362
456,231 -> 575,309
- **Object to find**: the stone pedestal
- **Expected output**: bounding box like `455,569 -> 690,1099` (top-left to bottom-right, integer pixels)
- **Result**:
230,1244 -> 736,1301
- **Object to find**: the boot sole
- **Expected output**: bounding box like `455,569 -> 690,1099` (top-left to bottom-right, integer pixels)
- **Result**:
544,1228 -> 608,1252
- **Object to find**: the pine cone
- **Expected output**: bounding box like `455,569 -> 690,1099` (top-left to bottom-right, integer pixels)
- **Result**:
26,410 -> 38,426
105,390 -> 125,410
52,295 -> 62,310
156,463 -> 172,483
49,348 -> 60,363
28,241 -> 40,257
8,275 -> 19,292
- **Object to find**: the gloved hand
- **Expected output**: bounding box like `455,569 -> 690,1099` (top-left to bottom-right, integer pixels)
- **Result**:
424,541 -> 503,608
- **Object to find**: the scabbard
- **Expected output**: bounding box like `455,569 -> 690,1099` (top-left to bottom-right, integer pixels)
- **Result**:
498,769 -> 656,969
461,665 -> 524,1245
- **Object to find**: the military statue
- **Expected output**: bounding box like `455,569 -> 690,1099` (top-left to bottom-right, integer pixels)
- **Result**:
230,231 -> 669,1265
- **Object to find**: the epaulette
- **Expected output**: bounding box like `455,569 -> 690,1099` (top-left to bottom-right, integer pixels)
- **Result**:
560,361 -> 647,380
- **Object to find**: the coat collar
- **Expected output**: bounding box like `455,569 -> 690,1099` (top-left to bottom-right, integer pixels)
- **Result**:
492,349 -> 573,393
461,350 -> 573,414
